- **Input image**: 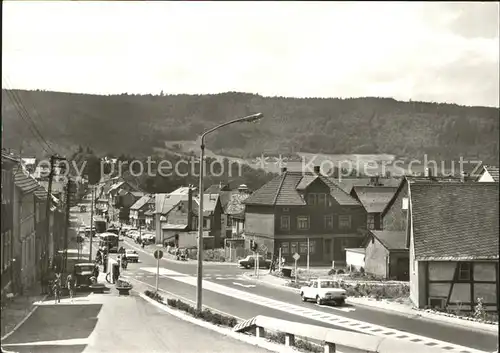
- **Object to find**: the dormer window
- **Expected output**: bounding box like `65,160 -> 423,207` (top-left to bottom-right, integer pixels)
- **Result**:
283,207 -> 290,213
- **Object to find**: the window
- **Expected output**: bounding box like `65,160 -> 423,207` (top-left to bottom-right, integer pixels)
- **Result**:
297,216 -> 309,230
299,242 -> 308,254
226,217 -> 232,227
309,240 -> 316,254
402,197 -> 408,210
458,262 -> 471,281
280,215 -> 290,230
367,214 -> 375,229
338,215 -> 351,229
318,193 -> 326,207
282,207 -> 290,213
281,242 -> 289,255
307,193 -> 328,206
290,242 -> 298,254
324,215 -> 333,229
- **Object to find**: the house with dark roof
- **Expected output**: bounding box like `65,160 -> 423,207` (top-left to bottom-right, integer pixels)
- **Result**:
243,166 -> 367,265
476,165 -> 499,183
350,186 -> 398,230
336,176 -> 400,194
382,177 -> 499,311
2,152 -> 18,295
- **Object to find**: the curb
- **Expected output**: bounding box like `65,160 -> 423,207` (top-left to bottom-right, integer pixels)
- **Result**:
1,294 -> 48,341
139,293 -> 295,353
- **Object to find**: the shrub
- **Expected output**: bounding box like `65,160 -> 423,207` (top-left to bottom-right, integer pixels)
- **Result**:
203,249 -> 227,262
474,298 -> 486,321
327,269 -> 336,276
164,297 -> 238,327
144,290 -> 164,302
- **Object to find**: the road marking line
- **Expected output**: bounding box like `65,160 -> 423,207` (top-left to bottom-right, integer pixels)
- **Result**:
139,267 -> 487,353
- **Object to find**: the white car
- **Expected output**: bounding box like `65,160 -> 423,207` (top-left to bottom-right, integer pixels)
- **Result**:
125,249 -> 139,263
300,279 -> 346,306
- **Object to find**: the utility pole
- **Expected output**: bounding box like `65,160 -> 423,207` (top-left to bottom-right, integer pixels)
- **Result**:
63,179 -> 71,275
44,155 -> 65,278
89,185 -> 95,262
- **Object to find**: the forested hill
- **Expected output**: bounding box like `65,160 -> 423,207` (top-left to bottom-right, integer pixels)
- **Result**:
2,89 -> 499,163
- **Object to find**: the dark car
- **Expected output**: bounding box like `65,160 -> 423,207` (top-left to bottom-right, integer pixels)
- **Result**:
74,263 -> 96,288
238,255 -> 271,269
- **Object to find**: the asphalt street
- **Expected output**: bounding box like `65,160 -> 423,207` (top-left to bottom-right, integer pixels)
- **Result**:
72,206 -> 497,352
120,236 -> 498,353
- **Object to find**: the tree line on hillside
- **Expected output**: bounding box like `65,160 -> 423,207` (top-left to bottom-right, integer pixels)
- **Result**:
2,90 -> 498,164
68,147 -> 276,193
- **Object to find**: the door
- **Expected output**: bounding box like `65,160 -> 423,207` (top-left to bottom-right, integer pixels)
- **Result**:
333,239 -> 348,262
396,257 -> 409,281
324,239 -> 332,261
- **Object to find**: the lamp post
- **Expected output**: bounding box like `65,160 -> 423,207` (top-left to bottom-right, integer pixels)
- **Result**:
196,112 -> 264,311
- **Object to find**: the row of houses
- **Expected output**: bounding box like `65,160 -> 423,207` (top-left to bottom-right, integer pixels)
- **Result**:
1,151 -> 68,298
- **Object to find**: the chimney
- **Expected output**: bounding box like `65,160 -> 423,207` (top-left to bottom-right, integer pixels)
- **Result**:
281,167 -> 287,173
187,187 -> 193,230
313,166 -> 321,174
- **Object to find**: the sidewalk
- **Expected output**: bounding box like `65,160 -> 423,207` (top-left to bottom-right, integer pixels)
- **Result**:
244,272 -> 499,334
1,283 -> 47,340
1,284 -> 277,353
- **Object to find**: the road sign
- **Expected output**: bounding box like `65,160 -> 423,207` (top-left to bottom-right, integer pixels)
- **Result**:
292,252 -> 300,261
154,250 -> 163,259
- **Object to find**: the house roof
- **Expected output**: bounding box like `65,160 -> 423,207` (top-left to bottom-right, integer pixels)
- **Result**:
108,181 -> 125,193
170,186 -> 193,195
155,193 -> 187,215
193,194 -> 219,214
244,171 -> 360,206
130,194 -> 153,210
2,150 -> 19,165
351,186 -> 398,213
380,175 -> 472,218
410,182 -> 499,260
144,209 -> 154,216
13,168 -> 40,194
336,177 -> 400,194
369,230 -> 407,251
479,165 -> 499,182
225,192 -> 250,215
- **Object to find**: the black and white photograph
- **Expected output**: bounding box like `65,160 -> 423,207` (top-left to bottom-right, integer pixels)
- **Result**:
1,1 -> 499,353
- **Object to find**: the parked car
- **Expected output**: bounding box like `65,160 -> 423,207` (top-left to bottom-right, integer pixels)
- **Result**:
125,249 -> 139,263
238,255 -> 271,269
300,279 -> 346,306
74,263 -> 96,288
141,233 -> 155,244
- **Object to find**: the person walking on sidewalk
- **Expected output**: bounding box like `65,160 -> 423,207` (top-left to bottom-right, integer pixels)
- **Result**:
53,273 -> 62,304
66,273 -> 75,303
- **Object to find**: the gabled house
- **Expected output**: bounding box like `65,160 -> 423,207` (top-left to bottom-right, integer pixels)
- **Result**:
154,188 -> 195,246
243,166 -> 367,265
382,177 -> 499,311
350,186 -> 398,230
192,193 -> 224,249
476,165 -> 499,183
226,185 -> 252,238
129,194 -> 155,228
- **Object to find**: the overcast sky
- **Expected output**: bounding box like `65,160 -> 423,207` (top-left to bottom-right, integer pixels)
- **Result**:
2,1 -> 499,107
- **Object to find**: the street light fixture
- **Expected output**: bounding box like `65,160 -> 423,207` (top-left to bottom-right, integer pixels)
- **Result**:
196,112 -> 264,311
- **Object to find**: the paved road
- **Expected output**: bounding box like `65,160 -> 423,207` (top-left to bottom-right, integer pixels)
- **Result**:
119,237 -> 498,353
1,292 -> 274,353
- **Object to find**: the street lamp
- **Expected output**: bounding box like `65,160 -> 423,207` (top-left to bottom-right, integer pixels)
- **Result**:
196,112 -> 264,311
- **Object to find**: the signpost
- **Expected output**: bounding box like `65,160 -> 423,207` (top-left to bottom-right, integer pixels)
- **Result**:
153,249 -> 163,292
307,237 -> 310,278
293,252 -> 300,283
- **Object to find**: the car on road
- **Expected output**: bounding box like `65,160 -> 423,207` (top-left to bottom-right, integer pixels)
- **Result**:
74,263 -> 96,288
238,255 -> 271,269
125,249 -> 139,263
140,232 -> 155,244
300,279 -> 346,306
